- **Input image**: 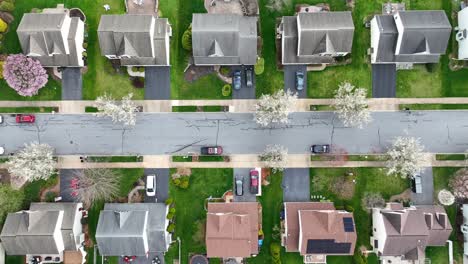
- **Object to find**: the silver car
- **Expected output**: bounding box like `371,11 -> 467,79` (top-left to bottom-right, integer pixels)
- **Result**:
235,178 -> 243,196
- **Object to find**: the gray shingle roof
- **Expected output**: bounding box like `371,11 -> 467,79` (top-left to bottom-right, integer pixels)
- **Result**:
0,203 -> 82,255
98,15 -> 170,66
281,12 -> 354,65
192,14 -> 258,65
17,12 -> 84,67
96,203 -> 169,256
372,11 -> 451,64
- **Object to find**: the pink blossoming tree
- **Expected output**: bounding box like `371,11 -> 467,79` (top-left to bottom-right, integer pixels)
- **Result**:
3,54 -> 48,96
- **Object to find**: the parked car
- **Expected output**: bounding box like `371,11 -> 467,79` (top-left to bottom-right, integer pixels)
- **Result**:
0,115 -> 3,124
235,177 -> 244,196
233,70 -> 242,90
296,71 -> 304,91
311,144 -> 330,154
0,146 -> 4,155
16,114 -> 35,123
246,69 -> 253,88
250,169 -> 259,194
201,146 -> 223,155
146,174 -> 156,197
411,174 -> 422,194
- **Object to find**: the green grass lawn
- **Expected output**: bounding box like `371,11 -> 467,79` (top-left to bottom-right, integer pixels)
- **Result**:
0,107 -> 57,113
165,168 -> 233,264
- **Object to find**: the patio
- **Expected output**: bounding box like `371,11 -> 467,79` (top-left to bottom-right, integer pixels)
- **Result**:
126,0 -> 158,15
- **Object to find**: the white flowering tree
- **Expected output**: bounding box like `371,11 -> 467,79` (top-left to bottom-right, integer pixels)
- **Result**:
254,89 -> 297,128
6,142 -> 56,189
259,144 -> 288,173
438,189 -> 455,206
386,136 -> 426,178
71,168 -> 120,208
94,93 -> 138,126
333,82 -> 371,128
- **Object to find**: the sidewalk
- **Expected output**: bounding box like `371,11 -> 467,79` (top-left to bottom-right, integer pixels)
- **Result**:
3,97 -> 468,114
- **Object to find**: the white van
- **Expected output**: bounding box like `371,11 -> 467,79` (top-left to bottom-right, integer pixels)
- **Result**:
146,175 -> 156,197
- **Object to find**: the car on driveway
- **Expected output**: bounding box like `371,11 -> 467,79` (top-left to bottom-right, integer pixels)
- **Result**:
246,69 -> 253,88
235,177 -> 244,196
16,114 -> 35,123
296,71 -> 304,91
250,169 -> 259,194
146,174 -> 156,197
411,174 -> 422,194
233,70 -> 242,90
201,146 -> 223,155
311,144 -> 330,154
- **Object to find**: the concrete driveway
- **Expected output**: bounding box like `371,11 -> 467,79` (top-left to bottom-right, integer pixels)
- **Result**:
283,65 -> 307,98
411,167 -> 434,205
62,67 -> 82,100
145,66 -> 171,100
233,168 -> 256,202
143,168 -> 169,203
232,66 -> 256,99
282,168 -> 310,202
372,64 -> 396,98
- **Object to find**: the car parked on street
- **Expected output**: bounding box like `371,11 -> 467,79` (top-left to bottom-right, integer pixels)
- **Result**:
16,114 -> 35,123
233,70 -> 242,90
235,177 -> 244,196
246,69 -> 253,88
201,146 -> 223,155
146,174 -> 156,197
311,144 -> 330,154
296,71 -> 304,91
250,169 -> 259,194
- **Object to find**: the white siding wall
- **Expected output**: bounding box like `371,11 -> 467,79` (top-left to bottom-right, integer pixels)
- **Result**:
54,211 -> 65,253
371,208 -> 387,254
74,20 -> 85,67
61,16 -> 72,55
393,14 -> 404,55
458,8 -> 468,59
370,18 -> 380,63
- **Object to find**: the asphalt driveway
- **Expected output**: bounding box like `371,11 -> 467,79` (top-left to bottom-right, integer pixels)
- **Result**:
282,168 -> 310,202
372,64 -> 396,98
233,168 -> 256,202
411,167 -> 434,205
143,168 -> 169,203
59,169 -> 80,202
283,65 -> 307,98
232,66 -> 256,99
62,67 -> 82,100
145,66 -> 171,100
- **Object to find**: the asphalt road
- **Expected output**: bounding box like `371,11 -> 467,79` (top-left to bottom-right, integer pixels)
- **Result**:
2,111 -> 468,155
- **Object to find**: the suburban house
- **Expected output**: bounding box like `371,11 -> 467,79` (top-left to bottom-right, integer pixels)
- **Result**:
0,203 -> 86,264
97,14 -> 172,66
206,202 -> 260,259
370,11 -> 451,66
17,4 -> 85,67
191,14 -> 258,66
95,203 -> 170,257
457,7 -> 468,60
461,204 -> 468,259
278,11 -> 354,65
371,203 -> 452,263
281,202 -> 356,264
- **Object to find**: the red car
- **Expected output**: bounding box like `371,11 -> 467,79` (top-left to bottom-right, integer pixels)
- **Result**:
250,169 -> 259,194
16,114 -> 35,123
201,146 -> 223,155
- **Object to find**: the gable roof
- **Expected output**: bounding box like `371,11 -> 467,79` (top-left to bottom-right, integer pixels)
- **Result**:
281,12 -> 354,65
377,204 -> 452,259
206,202 -> 259,258
96,203 -> 168,256
98,15 -> 170,66
192,14 -> 258,65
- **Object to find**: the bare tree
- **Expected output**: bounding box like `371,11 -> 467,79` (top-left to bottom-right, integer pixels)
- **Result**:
6,142 -> 56,189
72,168 -> 120,207
254,89 -> 297,128
361,192 -> 386,209
449,168 -> 468,200
94,93 -> 138,126
386,136 -> 426,178
265,0 -> 291,11
333,82 -> 371,128
259,144 -> 287,173
437,189 -> 455,206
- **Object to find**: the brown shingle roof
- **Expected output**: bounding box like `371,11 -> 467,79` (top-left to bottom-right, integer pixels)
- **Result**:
284,202 -> 356,256
206,202 -> 259,258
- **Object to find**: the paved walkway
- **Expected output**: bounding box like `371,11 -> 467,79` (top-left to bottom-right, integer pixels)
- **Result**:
2,97 -> 468,114
1,154 -> 466,169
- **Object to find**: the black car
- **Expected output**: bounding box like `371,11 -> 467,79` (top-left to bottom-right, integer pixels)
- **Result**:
200,146 -> 223,155
233,70 -> 242,90
311,144 -> 330,154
